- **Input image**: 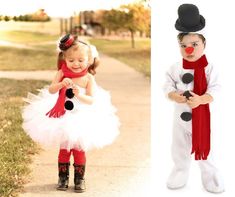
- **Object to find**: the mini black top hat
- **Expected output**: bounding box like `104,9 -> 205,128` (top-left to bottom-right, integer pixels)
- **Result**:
59,34 -> 75,50
175,4 -> 205,32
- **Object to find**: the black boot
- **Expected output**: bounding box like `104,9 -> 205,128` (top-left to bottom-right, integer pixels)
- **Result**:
57,163 -> 70,191
73,164 -> 86,193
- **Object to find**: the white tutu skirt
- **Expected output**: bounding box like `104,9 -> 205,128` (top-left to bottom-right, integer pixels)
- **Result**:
22,86 -> 120,151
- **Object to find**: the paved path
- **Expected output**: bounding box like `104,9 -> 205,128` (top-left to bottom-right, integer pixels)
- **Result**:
1,54 -> 151,197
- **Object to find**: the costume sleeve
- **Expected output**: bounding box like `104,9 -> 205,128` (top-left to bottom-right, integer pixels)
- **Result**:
206,64 -> 221,100
163,65 -> 177,98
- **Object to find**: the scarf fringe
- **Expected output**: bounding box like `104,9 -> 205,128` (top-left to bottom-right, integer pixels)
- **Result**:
192,149 -> 209,160
46,88 -> 66,118
46,108 -> 66,118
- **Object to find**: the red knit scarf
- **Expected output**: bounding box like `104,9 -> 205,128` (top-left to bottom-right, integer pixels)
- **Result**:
46,60 -> 88,118
183,54 -> 210,160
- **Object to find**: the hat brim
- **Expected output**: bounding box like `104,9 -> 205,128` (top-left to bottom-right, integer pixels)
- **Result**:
175,15 -> 205,32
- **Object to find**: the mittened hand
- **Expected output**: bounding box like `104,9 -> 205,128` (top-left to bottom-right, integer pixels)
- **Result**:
186,92 -> 202,109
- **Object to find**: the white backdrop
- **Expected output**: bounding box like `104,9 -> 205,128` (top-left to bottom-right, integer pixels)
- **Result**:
151,0 -> 235,196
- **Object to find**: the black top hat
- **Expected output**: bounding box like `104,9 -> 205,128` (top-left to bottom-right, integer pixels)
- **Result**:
175,4 -> 205,32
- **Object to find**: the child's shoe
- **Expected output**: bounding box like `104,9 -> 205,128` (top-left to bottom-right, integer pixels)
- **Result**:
167,168 -> 189,189
201,171 -> 225,193
73,164 -> 86,193
57,162 -> 70,191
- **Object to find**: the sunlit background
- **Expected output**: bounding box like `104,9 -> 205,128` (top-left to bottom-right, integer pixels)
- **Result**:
0,0 -> 141,17
0,0 -> 150,34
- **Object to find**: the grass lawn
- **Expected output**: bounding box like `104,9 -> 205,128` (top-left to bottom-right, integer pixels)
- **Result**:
0,78 -> 49,197
0,45 -> 57,71
0,31 -> 58,71
0,31 -> 150,76
90,38 -> 151,77
0,30 -> 58,44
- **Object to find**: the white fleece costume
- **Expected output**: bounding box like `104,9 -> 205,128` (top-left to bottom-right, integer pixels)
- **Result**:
163,61 -> 224,193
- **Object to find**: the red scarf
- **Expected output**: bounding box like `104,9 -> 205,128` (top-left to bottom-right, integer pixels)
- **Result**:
183,54 -> 210,160
46,60 -> 88,118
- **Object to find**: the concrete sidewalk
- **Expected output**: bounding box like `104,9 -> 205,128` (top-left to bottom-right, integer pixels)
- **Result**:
1,54 -> 151,197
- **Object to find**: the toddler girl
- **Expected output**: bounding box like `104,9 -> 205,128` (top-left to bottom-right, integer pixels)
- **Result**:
22,34 -> 120,193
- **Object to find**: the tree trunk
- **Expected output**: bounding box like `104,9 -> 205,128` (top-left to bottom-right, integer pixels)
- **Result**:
130,30 -> 135,48
64,18 -> 68,33
101,26 -> 105,36
60,18 -> 63,35
69,16 -> 73,34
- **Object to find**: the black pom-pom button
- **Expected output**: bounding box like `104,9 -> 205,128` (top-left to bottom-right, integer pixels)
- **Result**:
180,112 -> 192,121
182,73 -> 193,84
183,90 -> 192,100
64,100 -> 74,110
66,88 -> 74,99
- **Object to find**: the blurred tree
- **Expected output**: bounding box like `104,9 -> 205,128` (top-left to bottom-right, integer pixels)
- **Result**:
83,11 -> 95,24
4,16 -> 10,21
24,14 -> 30,22
18,15 -> 24,21
0,9 -> 50,22
93,10 -> 106,35
13,16 -> 18,21
31,9 -> 50,22
103,3 -> 150,48
6,9 -> 50,22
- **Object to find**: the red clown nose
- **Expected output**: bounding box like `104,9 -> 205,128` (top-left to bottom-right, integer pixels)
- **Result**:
185,47 -> 194,54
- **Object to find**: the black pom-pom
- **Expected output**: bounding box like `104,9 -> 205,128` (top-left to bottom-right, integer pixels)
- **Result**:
183,90 -> 192,100
64,100 -> 74,110
182,73 -> 194,84
66,88 -> 74,99
180,112 -> 192,121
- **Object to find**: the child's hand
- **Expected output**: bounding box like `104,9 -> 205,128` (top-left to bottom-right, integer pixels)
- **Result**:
168,92 -> 187,103
61,78 -> 73,88
187,92 -> 201,108
72,85 -> 80,97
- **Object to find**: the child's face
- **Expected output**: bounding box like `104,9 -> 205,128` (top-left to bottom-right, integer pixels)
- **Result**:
178,34 -> 205,62
64,46 -> 89,73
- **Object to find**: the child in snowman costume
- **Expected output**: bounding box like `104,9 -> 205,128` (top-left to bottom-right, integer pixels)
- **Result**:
164,4 -> 224,193
22,34 -> 120,192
